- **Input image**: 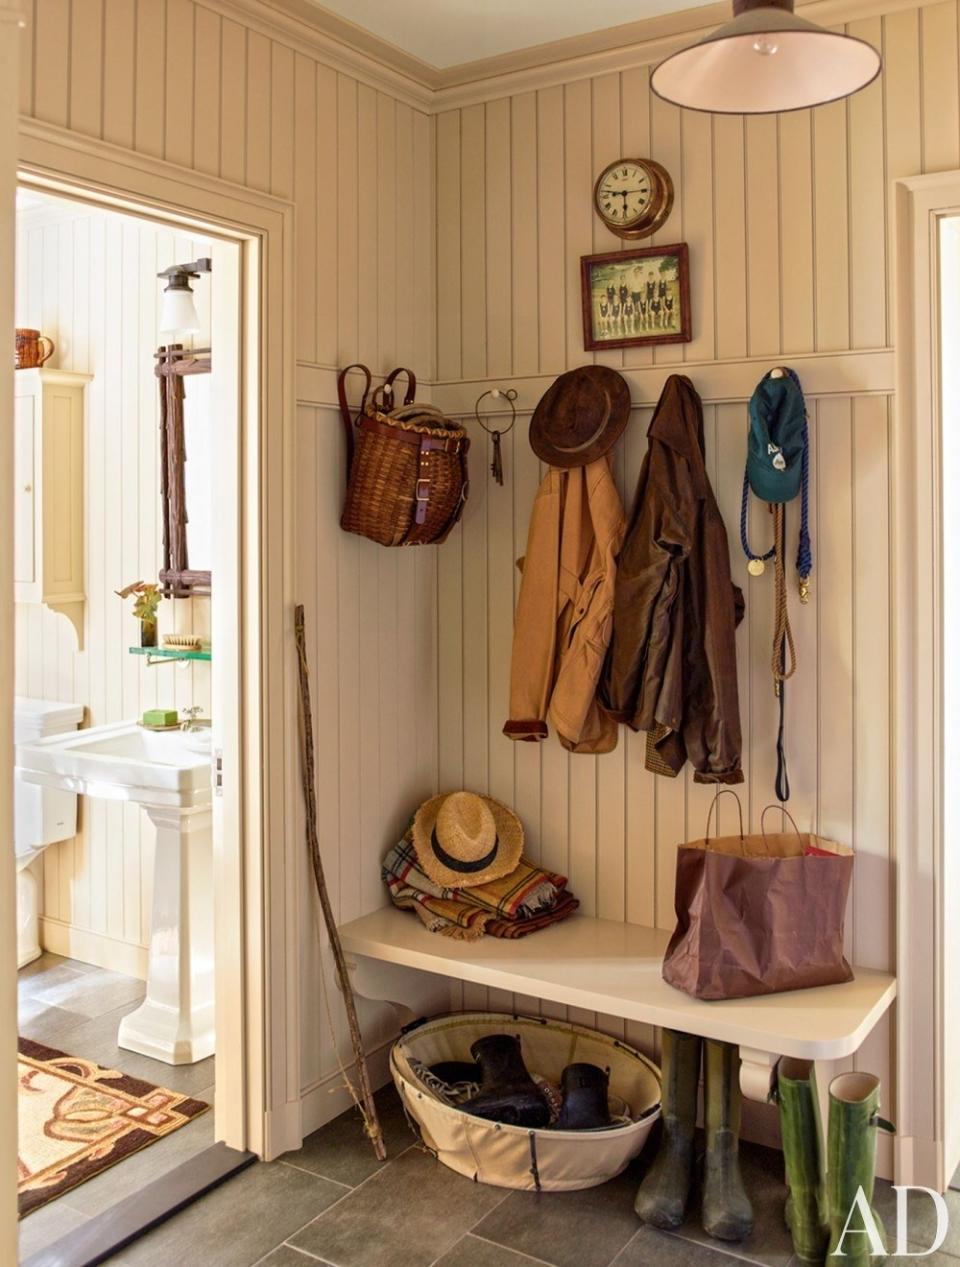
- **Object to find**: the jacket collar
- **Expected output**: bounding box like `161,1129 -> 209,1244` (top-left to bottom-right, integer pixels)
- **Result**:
647,374 -> 708,497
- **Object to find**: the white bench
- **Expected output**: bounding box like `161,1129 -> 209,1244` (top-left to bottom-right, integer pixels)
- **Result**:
338,907 -> 897,1119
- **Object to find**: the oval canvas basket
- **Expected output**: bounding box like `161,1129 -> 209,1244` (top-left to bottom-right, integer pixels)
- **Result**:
391,1012 -> 661,1192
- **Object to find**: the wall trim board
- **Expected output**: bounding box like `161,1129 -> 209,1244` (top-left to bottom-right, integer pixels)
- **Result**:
287,1036 -> 395,1152
38,918 -> 149,981
17,120 -> 296,232
892,170 -> 960,1190
430,349 -> 895,415
219,0 -> 935,111
298,350 -> 893,412
295,361 -> 434,410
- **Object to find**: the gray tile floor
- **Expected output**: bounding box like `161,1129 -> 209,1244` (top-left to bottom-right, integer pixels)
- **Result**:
17,952 -> 215,1261
84,1080 -> 960,1267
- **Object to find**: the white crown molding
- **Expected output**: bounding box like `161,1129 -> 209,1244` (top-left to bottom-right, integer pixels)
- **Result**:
243,0 -> 933,113
208,0 -> 436,110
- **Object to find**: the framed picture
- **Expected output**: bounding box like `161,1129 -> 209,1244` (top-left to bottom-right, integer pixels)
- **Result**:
580,243 -> 692,351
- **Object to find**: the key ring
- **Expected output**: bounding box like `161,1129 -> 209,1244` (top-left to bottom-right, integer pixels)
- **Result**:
475,388 -> 518,486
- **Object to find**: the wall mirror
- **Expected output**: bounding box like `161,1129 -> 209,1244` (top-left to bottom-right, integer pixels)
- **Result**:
157,344 -> 212,596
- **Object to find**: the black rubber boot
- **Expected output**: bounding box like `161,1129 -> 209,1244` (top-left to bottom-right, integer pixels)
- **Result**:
463,1034 -> 550,1128
777,1058 -> 829,1264
634,1029 -> 702,1229
701,1039 -> 754,1243
554,1063 -> 612,1130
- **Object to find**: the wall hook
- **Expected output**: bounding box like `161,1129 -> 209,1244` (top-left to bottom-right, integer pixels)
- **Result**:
475,388 -> 518,486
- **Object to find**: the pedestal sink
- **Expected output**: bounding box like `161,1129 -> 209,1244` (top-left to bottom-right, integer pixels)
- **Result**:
16,721 -> 214,1065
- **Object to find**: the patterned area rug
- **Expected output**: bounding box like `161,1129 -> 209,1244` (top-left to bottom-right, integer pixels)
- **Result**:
17,1037 -> 209,1217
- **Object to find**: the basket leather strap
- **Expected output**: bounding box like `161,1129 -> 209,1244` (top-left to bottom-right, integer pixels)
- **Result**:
412,433 -> 462,526
337,364 -> 372,475
371,366 -> 418,414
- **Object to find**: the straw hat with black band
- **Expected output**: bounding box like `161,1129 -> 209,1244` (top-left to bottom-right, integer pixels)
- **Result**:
528,366 -> 631,469
412,791 -> 524,889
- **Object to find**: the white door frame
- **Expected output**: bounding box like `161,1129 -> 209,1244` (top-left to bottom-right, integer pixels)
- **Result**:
4,121 -> 299,1164
892,169 -> 960,1191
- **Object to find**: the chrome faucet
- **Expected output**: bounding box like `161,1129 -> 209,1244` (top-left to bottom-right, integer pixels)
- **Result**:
180,706 -> 207,733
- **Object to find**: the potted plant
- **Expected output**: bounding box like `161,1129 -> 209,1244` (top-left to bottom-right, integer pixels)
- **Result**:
116,581 -> 163,648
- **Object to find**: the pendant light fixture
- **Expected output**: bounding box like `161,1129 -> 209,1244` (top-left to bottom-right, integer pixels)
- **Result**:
158,257 -> 212,336
651,0 -> 881,114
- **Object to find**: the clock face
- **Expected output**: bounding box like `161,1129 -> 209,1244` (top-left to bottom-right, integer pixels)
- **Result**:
597,162 -> 654,227
593,158 -> 674,240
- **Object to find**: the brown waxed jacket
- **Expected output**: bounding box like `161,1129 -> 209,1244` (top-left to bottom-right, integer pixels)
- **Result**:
599,375 -> 745,783
504,457 -> 626,754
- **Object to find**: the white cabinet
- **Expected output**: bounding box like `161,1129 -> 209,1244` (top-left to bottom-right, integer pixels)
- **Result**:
14,368 -> 90,648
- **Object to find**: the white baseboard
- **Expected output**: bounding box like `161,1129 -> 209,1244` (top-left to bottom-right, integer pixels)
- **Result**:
278,1038 -> 396,1160
39,917 -> 148,980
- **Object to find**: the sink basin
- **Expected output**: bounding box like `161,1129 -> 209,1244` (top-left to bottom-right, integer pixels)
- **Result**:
16,721 -> 212,809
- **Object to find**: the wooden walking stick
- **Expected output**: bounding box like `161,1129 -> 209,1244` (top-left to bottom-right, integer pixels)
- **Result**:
294,604 -> 386,1161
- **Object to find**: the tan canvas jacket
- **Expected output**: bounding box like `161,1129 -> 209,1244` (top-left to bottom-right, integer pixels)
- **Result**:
503,457 -> 626,754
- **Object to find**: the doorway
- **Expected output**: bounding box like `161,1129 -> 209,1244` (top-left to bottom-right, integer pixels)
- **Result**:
11,184 -> 244,1259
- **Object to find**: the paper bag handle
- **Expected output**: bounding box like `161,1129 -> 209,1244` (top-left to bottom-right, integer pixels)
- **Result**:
705,789 -> 745,841
760,804 -> 802,846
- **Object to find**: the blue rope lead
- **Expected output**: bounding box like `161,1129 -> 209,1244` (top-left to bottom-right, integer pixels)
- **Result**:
740,468 -> 775,563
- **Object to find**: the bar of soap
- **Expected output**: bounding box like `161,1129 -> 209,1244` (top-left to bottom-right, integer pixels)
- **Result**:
143,708 -> 178,727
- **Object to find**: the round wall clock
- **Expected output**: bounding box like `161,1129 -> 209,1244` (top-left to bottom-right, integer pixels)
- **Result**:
593,158 -> 674,240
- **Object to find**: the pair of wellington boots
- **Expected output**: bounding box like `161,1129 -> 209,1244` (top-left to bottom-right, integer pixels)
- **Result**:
461,1035 -> 612,1130
777,1060 -> 890,1266
635,1030 -> 754,1242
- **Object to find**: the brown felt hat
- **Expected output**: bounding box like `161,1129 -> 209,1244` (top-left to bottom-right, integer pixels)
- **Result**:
529,366 -> 631,468
412,791 -> 524,889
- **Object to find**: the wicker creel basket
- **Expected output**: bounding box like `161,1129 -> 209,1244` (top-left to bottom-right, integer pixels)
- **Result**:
338,364 -> 469,547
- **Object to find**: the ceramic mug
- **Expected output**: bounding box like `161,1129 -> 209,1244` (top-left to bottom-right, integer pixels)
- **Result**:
15,329 -> 55,369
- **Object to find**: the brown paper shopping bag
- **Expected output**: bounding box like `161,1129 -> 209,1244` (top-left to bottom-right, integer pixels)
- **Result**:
661,792 -> 854,1001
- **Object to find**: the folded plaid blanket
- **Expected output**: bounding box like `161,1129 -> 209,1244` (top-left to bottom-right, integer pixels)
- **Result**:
382,834 -> 578,941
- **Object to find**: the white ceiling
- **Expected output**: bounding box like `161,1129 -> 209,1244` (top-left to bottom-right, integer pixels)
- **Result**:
310,0 -> 717,69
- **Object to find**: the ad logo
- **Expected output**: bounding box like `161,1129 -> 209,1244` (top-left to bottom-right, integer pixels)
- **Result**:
833,1187 -> 949,1258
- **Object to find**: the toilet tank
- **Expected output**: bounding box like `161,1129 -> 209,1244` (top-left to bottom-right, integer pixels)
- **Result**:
15,697 -> 85,853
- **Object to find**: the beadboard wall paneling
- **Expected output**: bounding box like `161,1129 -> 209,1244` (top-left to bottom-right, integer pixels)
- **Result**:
19,0 -> 437,1121
434,3 -> 960,383
427,12 -> 942,1170
14,200 -> 213,977
294,403 -> 438,1094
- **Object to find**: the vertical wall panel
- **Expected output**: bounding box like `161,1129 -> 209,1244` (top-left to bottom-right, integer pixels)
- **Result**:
485,98 -> 512,379
436,110 -> 462,380
460,104 -> 486,379
847,17 -> 886,351
219,19 -> 248,187
133,0 -> 166,159
163,0 -> 195,169
102,0 -> 135,150
511,93 -> 539,376
69,0 -> 104,138
744,115 -> 780,359
813,96 -> 850,352
712,116 -> 747,360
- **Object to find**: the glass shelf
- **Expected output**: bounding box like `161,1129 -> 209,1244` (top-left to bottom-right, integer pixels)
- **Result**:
129,645 -> 212,663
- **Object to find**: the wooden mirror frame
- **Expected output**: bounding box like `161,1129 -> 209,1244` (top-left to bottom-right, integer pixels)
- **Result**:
156,343 -> 212,597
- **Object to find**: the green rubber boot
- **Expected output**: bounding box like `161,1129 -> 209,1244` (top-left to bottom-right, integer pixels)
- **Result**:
634,1029 -> 702,1230
826,1073 -> 888,1266
701,1039 -> 755,1243
777,1058 -> 829,1264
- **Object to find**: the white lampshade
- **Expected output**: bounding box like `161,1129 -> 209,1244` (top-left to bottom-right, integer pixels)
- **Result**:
651,2 -> 881,114
159,283 -> 201,336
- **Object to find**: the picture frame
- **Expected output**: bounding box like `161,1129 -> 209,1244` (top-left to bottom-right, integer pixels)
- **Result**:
580,243 -> 692,351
